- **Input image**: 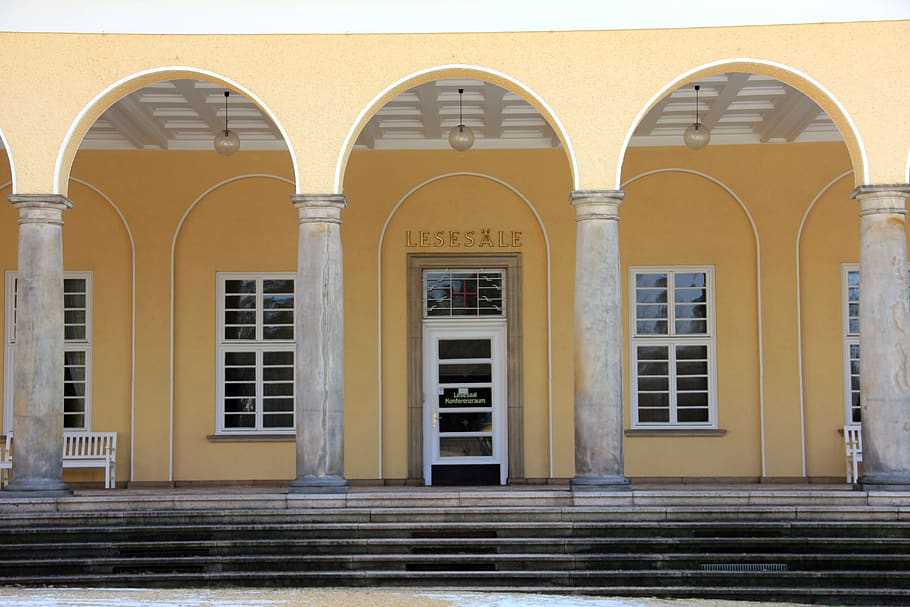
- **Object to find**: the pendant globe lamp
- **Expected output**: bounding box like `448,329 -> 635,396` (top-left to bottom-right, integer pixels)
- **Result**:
214,90 -> 240,156
683,84 -> 710,151
448,88 -> 474,152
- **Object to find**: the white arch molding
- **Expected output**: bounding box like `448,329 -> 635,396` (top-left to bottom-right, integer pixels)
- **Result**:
794,170 -> 854,477
54,67 -> 300,195
169,174 -> 295,483
621,168 -> 769,477
376,172 -> 555,479
618,58 -> 869,189
335,64 -> 580,194
0,130 -> 16,194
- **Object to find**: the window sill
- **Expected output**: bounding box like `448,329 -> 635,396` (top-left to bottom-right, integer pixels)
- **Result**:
207,434 -> 295,442
625,428 -> 727,437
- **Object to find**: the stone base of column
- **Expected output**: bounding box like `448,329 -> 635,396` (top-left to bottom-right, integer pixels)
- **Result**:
288,475 -> 350,494
859,473 -> 910,492
570,474 -> 631,492
2,479 -> 72,497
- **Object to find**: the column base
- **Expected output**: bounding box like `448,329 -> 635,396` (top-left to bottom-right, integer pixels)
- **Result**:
2,479 -> 72,498
288,475 -> 350,494
570,474 -> 631,492
859,473 -> 910,492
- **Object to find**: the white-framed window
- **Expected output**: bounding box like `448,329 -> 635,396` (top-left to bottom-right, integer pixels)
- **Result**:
841,264 -> 910,425
216,273 -> 295,433
424,269 -> 505,318
629,266 -> 717,428
4,271 -> 93,432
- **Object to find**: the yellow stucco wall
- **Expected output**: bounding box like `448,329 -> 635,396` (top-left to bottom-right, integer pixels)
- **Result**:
0,20 -> 907,197
0,138 -> 885,483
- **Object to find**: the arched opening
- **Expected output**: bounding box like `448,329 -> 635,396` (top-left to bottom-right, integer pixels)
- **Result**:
620,68 -> 857,482
35,75 -> 298,485
341,74 -> 574,485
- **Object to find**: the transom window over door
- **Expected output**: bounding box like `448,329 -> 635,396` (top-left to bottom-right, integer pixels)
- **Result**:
4,271 -> 92,432
424,270 -> 505,318
216,273 -> 295,433
630,267 -> 717,428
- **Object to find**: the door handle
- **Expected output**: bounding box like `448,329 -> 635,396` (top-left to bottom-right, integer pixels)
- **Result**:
432,413 -> 438,429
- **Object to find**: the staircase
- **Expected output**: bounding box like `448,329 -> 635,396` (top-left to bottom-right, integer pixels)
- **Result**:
0,488 -> 908,605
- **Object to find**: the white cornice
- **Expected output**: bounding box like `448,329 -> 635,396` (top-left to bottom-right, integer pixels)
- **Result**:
2,1 -> 907,35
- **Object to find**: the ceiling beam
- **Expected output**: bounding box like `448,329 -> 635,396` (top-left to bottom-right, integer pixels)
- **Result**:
483,83 -> 505,139
759,89 -> 819,142
416,83 -> 442,140
634,95 -> 673,136
699,72 -> 749,131
106,95 -> 170,149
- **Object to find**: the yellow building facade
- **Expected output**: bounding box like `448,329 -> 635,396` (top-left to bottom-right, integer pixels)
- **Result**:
1,6 -> 908,491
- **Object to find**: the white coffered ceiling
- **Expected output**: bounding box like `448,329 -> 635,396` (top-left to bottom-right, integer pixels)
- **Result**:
73,73 -> 841,153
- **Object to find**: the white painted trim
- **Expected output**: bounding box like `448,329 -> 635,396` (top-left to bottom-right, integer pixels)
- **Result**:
335,64 -> 579,193
54,67 -> 299,195
170,174 -> 294,483
4,1 -> 907,34
69,177 -> 137,481
794,170 -> 853,477
0,131 -> 16,194
622,168 -> 766,476
841,264 -> 861,426
377,172 -> 555,478
617,59 -> 868,189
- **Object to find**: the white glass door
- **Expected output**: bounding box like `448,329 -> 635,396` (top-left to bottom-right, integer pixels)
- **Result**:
423,321 -> 507,485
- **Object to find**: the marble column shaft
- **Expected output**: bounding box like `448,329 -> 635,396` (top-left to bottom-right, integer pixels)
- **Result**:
853,184 -> 910,490
288,194 -> 349,493
5,194 -> 73,495
569,190 -> 630,491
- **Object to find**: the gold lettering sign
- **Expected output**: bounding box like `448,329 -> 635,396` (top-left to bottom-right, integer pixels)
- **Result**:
406,228 -> 522,248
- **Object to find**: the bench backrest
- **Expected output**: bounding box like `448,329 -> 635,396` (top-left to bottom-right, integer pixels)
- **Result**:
3,431 -> 116,459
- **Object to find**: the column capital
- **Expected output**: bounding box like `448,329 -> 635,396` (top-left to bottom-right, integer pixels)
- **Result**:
851,184 -> 910,217
8,194 -> 73,226
291,193 -> 346,225
569,189 -> 624,221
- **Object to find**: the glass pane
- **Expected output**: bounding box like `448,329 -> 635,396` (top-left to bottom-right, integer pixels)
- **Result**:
439,387 -> 492,408
636,320 -> 668,335
849,319 -> 860,334
675,319 -> 707,335
263,398 -> 294,413
676,345 -> 708,360
64,382 -> 85,397
225,295 -> 256,309
674,303 -> 707,319
677,377 -> 708,391
638,408 -> 669,423
263,326 -> 293,340
636,304 -> 667,319
263,366 -> 293,381
263,414 -> 294,428
440,412 -> 493,433
64,294 -> 86,308
225,326 -> 256,340
675,288 -> 706,304
225,280 -> 256,294
635,273 -> 667,288
264,382 -> 293,397
263,310 -> 293,325
263,294 -> 294,309
439,339 -> 491,360
225,351 -> 255,365
64,326 -> 86,340
677,360 -> 708,375
225,311 -> 256,325
425,270 -> 504,317
63,279 -> 86,293
224,414 -> 255,428
64,414 -> 85,429
264,351 -> 294,365
677,408 -> 709,423
64,396 -> 86,413
263,279 -> 294,294
64,365 -> 86,381
636,289 -> 667,304
638,376 -> 669,391
637,346 -> 669,360
675,273 -> 706,288
225,366 -> 256,381
439,363 -> 492,384
64,310 -> 86,324
637,392 -> 669,406
225,383 -> 256,397
637,361 -> 668,375
677,392 -> 707,406
225,398 -> 256,413
439,437 -> 493,457
64,351 -> 86,366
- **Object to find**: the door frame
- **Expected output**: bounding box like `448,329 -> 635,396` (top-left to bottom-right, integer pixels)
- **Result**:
406,253 -> 523,484
423,320 -> 508,485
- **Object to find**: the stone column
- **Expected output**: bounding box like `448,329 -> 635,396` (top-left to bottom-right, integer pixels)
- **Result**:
853,184 -> 910,491
288,194 -> 349,494
569,190 -> 630,491
5,194 -> 73,496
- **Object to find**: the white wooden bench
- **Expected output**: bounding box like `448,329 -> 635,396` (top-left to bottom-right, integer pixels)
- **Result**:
844,424 -> 863,484
0,431 -> 117,489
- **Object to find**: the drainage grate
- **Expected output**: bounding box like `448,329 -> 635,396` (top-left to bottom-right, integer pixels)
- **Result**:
700,563 -> 789,572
